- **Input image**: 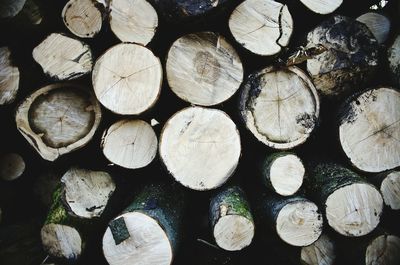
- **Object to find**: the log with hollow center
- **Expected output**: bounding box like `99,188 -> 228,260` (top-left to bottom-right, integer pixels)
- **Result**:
339,87 -> 400,173
166,31 -> 243,106
240,66 -> 320,150
15,83 -> 102,161
92,43 -> 162,115
101,119 -> 158,169
229,0 -> 293,56
159,106 -> 241,191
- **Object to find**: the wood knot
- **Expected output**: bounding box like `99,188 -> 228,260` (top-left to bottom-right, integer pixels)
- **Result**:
194,51 -> 220,84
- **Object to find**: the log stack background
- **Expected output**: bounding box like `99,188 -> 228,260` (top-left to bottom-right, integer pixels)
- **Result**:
0,0 -> 400,264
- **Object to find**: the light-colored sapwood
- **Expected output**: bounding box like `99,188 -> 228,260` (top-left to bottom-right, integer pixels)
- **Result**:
229,0 -> 293,56
0,153 -> 25,181
159,107 -> 241,191
61,167 -> 116,219
15,83 -> 101,161
388,34 -> 400,86
299,0 -> 342,14
166,31 -> 243,106
357,12 -> 391,44
109,0 -> 158,45
0,47 -> 20,105
240,66 -> 320,150
339,87 -> 400,173
62,0 -> 103,38
301,234 -> 335,265
365,234 -> 400,265
92,43 -> 162,115
380,171 -> 400,210
101,119 -> 158,169
33,33 -> 93,80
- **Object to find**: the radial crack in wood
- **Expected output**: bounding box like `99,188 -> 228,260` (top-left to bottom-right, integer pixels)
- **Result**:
101,119 -> 158,169
92,43 -> 162,115
339,87 -> 400,173
166,31 -> 243,106
159,107 -> 241,191
33,33 -> 93,80
229,0 -> 293,56
240,66 -> 320,149
0,47 -> 20,105
109,0 -> 158,45
15,83 -> 101,161
62,0 -> 103,38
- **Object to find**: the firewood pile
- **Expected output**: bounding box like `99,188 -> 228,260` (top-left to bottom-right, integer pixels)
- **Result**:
0,0 -> 399,265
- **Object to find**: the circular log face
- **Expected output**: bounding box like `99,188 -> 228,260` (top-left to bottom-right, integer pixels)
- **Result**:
213,215 -> 254,251
229,0 -> 293,56
357,12 -> 391,44
299,0 -> 342,14
92,43 -> 162,115
388,35 -> 400,86
166,32 -> 243,106
366,235 -> 400,265
41,224 -> 82,260
16,83 -> 101,161
270,154 -> 304,196
276,200 -> 323,247
0,153 -> 25,181
159,107 -> 241,191
0,47 -> 19,105
110,0 -> 158,45
240,66 -> 319,149
32,33 -> 93,80
61,168 -> 116,218
62,0 -> 103,38
103,212 -> 173,265
0,0 -> 26,19
306,15 -> 379,96
339,87 -> 400,173
301,234 -> 335,265
325,183 -> 383,237
381,171 -> 400,210
102,120 -> 158,169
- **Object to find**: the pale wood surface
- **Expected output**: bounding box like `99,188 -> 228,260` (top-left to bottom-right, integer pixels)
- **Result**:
365,234 -> 400,265
381,171 -> 400,210
300,0 -> 342,14
0,47 -> 19,105
357,12 -> 391,44
110,0 -> 158,45
159,107 -> 241,191
301,234 -> 335,265
229,0 -> 293,56
166,32 -> 243,106
270,154 -> 304,196
92,43 -> 162,115
101,120 -> 158,169
33,33 -> 93,80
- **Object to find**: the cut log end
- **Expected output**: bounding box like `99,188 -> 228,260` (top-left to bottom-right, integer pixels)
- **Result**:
0,153 -> 25,181
102,120 -> 158,169
365,234 -> 400,265
103,212 -> 173,265
388,35 -> 400,87
110,0 -> 158,45
276,200 -> 322,247
339,87 -> 400,173
300,234 -> 335,265
41,224 -> 82,261
159,107 -> 241,191
0,47 -> 19,105
270,154 -> 304,196
213,215 -> 254,251
92,43 -> 162,115
166,32 -> 243,106
229,0 -> 293,56
380,171 -> 400,210
33,33 -> 93,80
16,83 -> 101,161
325,183 -> 383,237
61,167 -> 116,218
240,66 -> 319,150
300,0 -> 343,14
356,12 -> 391,44
62,0 -> 103,38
